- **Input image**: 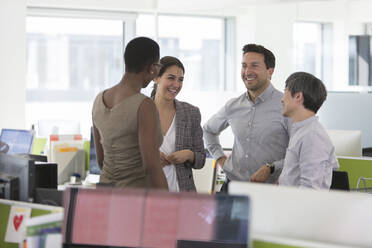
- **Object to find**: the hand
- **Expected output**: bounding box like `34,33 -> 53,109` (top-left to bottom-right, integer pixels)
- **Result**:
250,164 -> 271,183
216,156 -> 227,169
160,152 -> 171,167
167,150 -> 194,164
0,141 -> 9,154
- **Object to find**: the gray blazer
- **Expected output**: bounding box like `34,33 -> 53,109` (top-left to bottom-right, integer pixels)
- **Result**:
174,99 -> 206,191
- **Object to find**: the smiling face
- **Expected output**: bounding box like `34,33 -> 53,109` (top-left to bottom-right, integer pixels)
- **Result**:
154,65 -> 184,101
241,52 -> 273,94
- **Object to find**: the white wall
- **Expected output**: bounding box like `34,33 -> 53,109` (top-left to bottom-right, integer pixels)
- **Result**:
243,3 -> 296,91
0,0 -> 26,130
318,92 -> 372,148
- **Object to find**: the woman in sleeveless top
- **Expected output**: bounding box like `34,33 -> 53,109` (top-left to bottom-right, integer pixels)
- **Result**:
92,37 -> 168,189
151,56 -> 206,192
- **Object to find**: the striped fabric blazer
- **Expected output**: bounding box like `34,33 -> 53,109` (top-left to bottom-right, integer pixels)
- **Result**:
174,99 -> 206,191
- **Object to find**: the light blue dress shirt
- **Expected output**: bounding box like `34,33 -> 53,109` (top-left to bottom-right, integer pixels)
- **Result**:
279,116 -> 339,189
203,84 -> 290,183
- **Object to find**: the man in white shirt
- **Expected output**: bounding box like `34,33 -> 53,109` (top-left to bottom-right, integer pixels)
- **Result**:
279,72 -> 339,189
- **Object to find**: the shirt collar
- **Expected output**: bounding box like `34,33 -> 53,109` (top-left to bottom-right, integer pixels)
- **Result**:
291,115 -> 318,132
245,83 -> 274,104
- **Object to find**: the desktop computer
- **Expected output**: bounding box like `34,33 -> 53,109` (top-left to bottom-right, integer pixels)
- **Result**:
0,173 -> 19,200
0,153 -> 57,202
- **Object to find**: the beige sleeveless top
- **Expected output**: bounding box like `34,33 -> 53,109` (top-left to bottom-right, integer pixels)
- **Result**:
92,91 -> 163,188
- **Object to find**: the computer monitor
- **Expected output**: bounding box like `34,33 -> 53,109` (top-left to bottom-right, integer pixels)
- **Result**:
0,153 -> 57,202
89,126 -> 101,175
326,129 -> 362,157
62,188 -> 250,248
0,128 -> 34,155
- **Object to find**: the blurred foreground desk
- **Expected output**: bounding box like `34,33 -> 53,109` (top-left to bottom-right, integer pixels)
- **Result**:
230,181 -> 372,248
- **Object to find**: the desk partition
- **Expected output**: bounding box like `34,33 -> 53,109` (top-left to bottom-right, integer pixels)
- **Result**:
337,156 -> 372,190
229,182 -> 372,248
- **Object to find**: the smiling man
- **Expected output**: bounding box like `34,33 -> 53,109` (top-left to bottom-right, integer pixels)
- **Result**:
203,44 -> 290,192
279,72 -> 339,189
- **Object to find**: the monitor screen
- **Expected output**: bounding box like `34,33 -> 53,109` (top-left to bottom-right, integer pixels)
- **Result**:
0,128 -> 34,155
63,188 -> 250,248
89,127 -> 101,175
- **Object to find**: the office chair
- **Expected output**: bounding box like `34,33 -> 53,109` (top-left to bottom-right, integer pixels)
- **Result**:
362,147 -> 372,157
330,171 -> 350,191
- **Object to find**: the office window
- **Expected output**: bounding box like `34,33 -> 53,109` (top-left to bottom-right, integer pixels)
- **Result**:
26,16 -> 124,99
137,14 -> 234,94
294,22 -> 333,89
25,11 -> 235,137
348,35 -> 372,87
349,36 -> 358,86
25,13 -> 133,138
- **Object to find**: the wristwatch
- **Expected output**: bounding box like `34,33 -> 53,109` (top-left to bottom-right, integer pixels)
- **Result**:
266,163 -> 275,174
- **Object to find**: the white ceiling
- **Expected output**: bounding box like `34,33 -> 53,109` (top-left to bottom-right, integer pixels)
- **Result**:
27,0 -> 363,17
154,0 -> 338,16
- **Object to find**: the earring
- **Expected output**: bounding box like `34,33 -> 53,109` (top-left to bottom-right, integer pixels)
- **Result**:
150,71 -> 154,74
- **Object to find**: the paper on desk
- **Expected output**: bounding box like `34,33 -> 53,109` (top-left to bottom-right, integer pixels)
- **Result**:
26,212 -> 63,248
5,206 -> 31,243
50,141 -> 85,184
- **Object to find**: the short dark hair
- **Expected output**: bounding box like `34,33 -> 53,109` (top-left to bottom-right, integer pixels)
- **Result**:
124,37 -> 160,73
242,44 -> 275,69
285,72 -> 327,113
151,56 -> 185,98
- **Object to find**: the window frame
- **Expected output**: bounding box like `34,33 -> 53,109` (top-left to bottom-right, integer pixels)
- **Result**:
26,8 -> 237,102
293,21 -> 333,90
136,12 -> 236,92
26,7 -> 137,102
